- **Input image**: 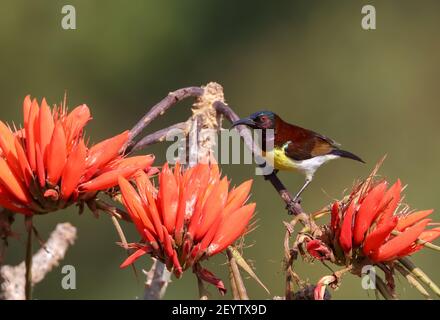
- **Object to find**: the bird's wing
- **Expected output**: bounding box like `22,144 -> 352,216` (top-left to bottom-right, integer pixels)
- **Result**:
314,132 -> 341,148
275,120 -> 339,161
283,132 -> 337,161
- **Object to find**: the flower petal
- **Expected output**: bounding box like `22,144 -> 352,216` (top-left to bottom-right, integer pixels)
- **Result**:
25,99 -> 39,172
174,164 -> 210,243
0,157 -> 31,204
118,176 -> 156,237
99,155 -> 154,173
0,121 -> 17,159
339,201 -> 355,253
85,130 -> 129,173
35,144 -> 46,187
306,239 -> 332,260
0,185 -> 31,215
64,104 -> 91,149
38,98 -> 54,164
398,227 -> 440,257
158,163 -> 179,234
331,201 -> 340,232
377,179 -> 401,224
194,176 -> 229,241
61,140 -> 86,199
396,210 -> 434,232
371,219 -> 430,262
353,181 -> 387,246
79,166 -> 139,192
207,203 -> 255,256
119,246 -> 150,269
14,138 -> 33,186
222,179 -> 252,217
363,216 -> 398,256
46,122 -> 67,186
194,265 -> 226,295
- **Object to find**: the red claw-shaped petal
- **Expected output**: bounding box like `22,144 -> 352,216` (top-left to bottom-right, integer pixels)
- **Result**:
194,266 -> 227,295
38,98 -> 55,164
25,99 -> 39,172
64,104 -> 91,148
46,122 -> 67,186
118,176 -> 156,237
371,219 -> 430,262
331,201 -> 340,231
363,216 -> 398,256
353,181 -> 387,246
207,202 -> 255,256
61,140 -> 87,199
80,166 -> 139,192
396,210 -> 434,232
377,179 -> 401,224
0,157 -> 31,204
120,246 -> 151,269
86,130 -> 129,173
194,176 -> 229,241
158,163 -> 179,234
339,201 -> 356,253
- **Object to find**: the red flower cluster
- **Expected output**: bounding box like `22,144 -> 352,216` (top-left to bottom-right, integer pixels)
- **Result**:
310,179 -> 440,263
0,96 -> 154,215
118,162 -> 255,294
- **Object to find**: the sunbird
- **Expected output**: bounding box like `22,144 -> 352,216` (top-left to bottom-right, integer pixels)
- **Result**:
231,111 -> 364,201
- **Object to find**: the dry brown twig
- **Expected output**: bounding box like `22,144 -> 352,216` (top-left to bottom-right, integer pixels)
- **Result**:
127,82 -> 312,300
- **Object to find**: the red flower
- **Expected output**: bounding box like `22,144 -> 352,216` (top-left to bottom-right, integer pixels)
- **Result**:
0,95 -> 154,215
118,162 -> 255,294
306,239 -> 333,261
330,179 -> 440,262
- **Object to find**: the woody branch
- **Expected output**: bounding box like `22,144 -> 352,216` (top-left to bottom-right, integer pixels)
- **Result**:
129,82 -> 311,299
0,222 -> 77,300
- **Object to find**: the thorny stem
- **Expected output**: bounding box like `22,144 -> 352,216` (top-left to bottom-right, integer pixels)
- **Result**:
24,217 -> 33,300
226,248 -> 249,300
127,86 -> 204,150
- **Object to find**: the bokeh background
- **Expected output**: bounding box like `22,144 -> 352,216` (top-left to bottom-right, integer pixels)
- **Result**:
1,0 -> 440,299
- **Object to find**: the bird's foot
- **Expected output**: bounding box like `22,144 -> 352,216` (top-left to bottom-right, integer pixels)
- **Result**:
286,197 -> 301,215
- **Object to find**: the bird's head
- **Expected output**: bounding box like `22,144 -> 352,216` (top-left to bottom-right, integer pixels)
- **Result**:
231,110 -> 276,129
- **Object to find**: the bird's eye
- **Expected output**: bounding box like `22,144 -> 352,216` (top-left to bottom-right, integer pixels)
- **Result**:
260,115 -> 268,121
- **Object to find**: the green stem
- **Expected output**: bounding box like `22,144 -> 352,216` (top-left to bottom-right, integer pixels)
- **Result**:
376,276 -> 396,300
399,257 -> 440,298
394,263 -> 430,299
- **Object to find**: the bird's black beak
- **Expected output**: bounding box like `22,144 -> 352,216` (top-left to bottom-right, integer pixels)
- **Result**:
231,117 -> 257,129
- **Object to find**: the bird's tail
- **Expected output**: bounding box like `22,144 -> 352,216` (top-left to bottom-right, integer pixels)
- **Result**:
331,149 -> 365,163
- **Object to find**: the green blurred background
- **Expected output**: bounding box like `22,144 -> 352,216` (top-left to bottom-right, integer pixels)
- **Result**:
1,0 -> 440,299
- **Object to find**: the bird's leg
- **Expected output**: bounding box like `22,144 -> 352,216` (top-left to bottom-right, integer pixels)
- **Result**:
292,179 -> 312,203
263,169 -> 278,180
